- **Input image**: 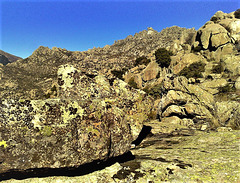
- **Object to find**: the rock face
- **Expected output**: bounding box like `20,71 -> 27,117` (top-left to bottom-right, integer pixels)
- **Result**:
0,64 -> 153,174
158,76 -> 217,129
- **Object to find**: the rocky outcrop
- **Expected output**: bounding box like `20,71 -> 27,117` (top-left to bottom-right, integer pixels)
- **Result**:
171,53 -> 206,74
0,64 -> 154,174
215,101 -> 240,129
158,76 -> 217,129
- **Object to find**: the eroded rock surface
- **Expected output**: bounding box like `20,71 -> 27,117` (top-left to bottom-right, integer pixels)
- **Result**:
0,65 -> 154,174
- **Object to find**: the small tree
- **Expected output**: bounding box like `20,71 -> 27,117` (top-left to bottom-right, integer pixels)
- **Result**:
154,48 -> 173,68
179,62 -> 206,78
128,77 -> 138,89
212,63 -> 224,74
135,56 -> 151,66
234,9 -> 240,19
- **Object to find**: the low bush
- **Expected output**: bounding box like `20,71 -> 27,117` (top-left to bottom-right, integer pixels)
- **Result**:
234,9 -> 240,19
148,110 -> 157,120
135,56 -> 151,66
185,32 -> 195,45
128,77 -> 138,89
154,48 -> 173,68
111,69 -> 127,80
179,62 -> 206,78
211,63 -> 224,74
218,84 -> 236,93
143,84 -> 163,99
192,45 -> 202,52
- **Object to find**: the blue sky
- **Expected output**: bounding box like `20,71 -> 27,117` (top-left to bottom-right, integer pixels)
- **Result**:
0,0 -> 239,58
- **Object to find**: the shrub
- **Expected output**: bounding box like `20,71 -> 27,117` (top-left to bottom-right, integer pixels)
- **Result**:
192,45 -> 202,52
154,48 -> 173,68
211,63 -> 224,74
218,84 -> 236,93
185,32 -> 195,45
144,84 -> 163,99
111,68 -> 127,80
236,40 -> 240,52
148,110 -> 157,120
128,77 -> 138,89
179,62 -> 206,78
135,56 -> 151,66
234,9 -> 240,19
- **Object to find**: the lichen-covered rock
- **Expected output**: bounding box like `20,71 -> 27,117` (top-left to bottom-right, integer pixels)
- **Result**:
171,53 -> 206,74
215,101 -> 240,129
158,76 -> 217,129
198,23 -> 230,50
141,61 -> 160,81
0,65 -> 154,174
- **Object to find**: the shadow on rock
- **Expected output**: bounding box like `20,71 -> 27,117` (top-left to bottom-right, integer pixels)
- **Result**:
132,125 -> 152,146
0,151 -> 135,181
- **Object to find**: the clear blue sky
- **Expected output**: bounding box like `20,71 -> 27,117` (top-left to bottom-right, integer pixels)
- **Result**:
0,0 -> 239,58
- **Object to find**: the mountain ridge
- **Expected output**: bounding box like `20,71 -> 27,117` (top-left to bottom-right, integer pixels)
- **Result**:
0,50 -> 22,65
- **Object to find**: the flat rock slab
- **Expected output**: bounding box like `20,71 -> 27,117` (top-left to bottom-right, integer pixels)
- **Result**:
2,128 -> 239,182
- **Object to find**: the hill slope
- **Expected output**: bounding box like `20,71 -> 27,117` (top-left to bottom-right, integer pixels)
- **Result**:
0,50 -> 22,65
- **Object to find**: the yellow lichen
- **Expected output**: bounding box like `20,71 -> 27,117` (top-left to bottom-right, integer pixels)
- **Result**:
40,126 -> 52,136
57,64 -> 77,91
61,101 -> 84,123
0,140 -> 8,148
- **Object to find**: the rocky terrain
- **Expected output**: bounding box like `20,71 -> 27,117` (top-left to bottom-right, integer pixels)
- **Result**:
0,9 -> 240,182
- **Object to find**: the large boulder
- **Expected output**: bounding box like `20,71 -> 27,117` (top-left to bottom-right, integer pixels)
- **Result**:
142,61 -> 160,81
197,23 -> 231,50
158,76 -> 217,129
0,64 -> 154,174
235,76 -> 240,90
215,101 -> 240,129
171,53 -> 206,74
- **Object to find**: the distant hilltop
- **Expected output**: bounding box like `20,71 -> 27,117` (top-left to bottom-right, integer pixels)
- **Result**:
0,50 -> 22,65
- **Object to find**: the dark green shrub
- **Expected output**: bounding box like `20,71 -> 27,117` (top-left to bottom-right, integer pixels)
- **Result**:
219,84 -> 236,93
144,84 -> 163,99
111,69 -> 127,80
128,77 -> 138,89
211,63 -> 224,74
135,56 -> 151,66
185,32 -> 195,45
148,110 -> 157,120
236,40 -> 240,52
154,48 -> 173,68
179,62 -> 206,78
234,9 -> 240,19
210,16 -> 218,23
192,45 -> 202,52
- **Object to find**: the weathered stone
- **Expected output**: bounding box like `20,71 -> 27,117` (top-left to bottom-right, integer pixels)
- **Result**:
142,61 -> 159,81
171,53 -> 206,74
0,64 -> 154,174
162,105 -> 186,118
235,76 -> 240,90
161,116 -> 182,125
198,23 -> 230,50
221,55 -> 240,76
215,101 -> 240,129
200,78 -> 228,89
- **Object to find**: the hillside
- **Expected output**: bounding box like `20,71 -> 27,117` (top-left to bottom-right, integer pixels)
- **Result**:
0,26 -> 195,99
0,50 -> 22,65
